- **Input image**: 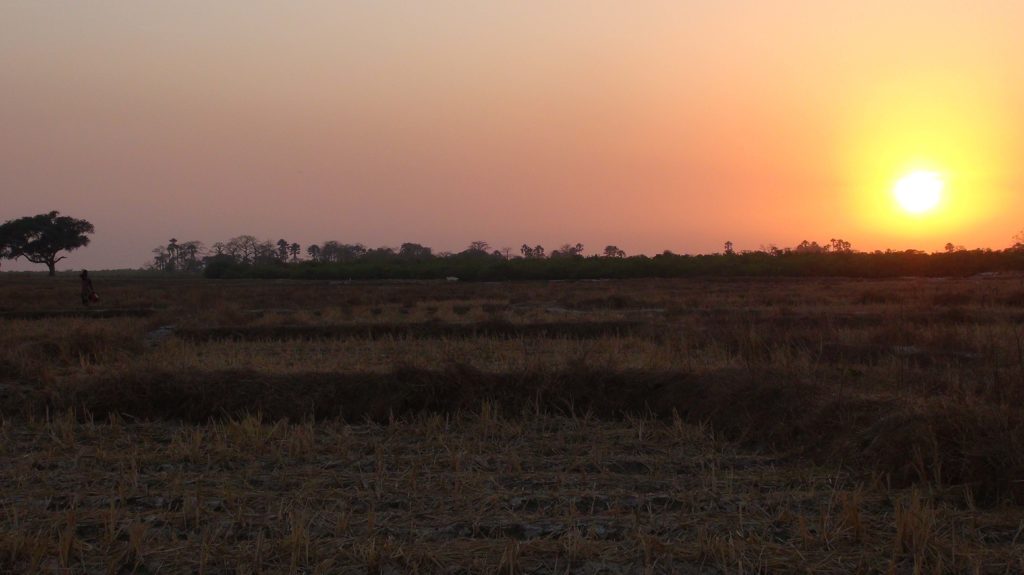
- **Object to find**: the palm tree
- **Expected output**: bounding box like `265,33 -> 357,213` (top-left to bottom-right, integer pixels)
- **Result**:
166,238 -> 179,270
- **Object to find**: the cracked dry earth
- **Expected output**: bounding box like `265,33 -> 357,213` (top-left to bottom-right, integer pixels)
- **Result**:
3,413 -> 1023,574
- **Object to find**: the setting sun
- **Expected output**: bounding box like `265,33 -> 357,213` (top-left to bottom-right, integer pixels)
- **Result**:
893,171 -> 943,214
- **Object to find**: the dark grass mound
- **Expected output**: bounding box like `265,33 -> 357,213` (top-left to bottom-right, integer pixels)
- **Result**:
175,320 -> 650,341
17,365 -> 1024,504
690,308 -> 1024,328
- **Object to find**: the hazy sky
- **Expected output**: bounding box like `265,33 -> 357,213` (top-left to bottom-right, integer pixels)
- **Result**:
2,1 -> 1022,270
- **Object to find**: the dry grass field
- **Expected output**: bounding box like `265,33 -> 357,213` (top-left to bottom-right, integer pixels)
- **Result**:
2,274 -> 1024,573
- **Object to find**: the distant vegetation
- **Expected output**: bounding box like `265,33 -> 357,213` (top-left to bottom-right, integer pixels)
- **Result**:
4,210 -> 1023,280
143,235 -> 1024,280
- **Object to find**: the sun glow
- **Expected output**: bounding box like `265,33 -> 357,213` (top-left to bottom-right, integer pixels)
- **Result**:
893,171 -> 943,214
840,75 -> 1013,246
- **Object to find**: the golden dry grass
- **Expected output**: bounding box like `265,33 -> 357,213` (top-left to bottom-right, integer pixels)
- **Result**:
3,412 -> 1022,573
2,275 -> 1024,572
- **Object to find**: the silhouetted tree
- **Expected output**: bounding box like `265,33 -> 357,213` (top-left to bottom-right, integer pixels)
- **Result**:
276,239 -> 290,262
253,240 -> 278,264
0,211 -> 94,275
180,241 -> 203,271
467,241 -> 491,253
723,241 -> 735,255
225,235 -> 262,264
150,246 -> 170,271
399,242 -> 432,259
149,239 -> 204,272
306,244 -> 321,262
829,238 -> 853,253
288,242 -> 301,262
320,241 -> 340,263
551,243 -> 584,258
794,240 -> 827,254
521,244 -> 547,259
1013,231 -> 1024,249
318,241 -> 370,263
167,238 -> 179,268
363,246 -> 396,261
603,245 -> 626,258
346,244 -> 368,260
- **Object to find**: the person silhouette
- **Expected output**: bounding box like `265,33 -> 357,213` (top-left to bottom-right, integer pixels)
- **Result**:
80,270 -> 96,306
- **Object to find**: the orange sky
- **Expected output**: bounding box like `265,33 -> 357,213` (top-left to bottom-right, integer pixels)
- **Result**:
1,1 -> 1022,269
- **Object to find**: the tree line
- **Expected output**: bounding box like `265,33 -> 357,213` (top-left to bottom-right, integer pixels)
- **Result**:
148,236 -> 621,273
5,211 -> 1024,280
146,235 -> 1024,281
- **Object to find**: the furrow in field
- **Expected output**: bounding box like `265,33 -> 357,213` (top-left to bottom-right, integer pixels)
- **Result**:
173,320 -> 649,342
9,366 -> 1021,502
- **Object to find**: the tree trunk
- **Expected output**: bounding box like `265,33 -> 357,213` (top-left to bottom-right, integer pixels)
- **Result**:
47,261 -> 56,276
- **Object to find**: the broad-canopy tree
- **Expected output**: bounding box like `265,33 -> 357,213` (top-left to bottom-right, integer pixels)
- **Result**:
603,245 -> 626,258
0,211 -> 94,275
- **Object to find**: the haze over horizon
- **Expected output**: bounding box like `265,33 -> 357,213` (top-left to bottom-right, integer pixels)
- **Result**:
2,1 -> 1022,271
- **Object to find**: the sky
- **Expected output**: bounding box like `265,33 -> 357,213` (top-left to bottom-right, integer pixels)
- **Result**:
2,1 -> 1022,270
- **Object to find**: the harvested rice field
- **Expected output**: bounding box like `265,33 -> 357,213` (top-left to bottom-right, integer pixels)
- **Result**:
2,275 -> 1024,573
